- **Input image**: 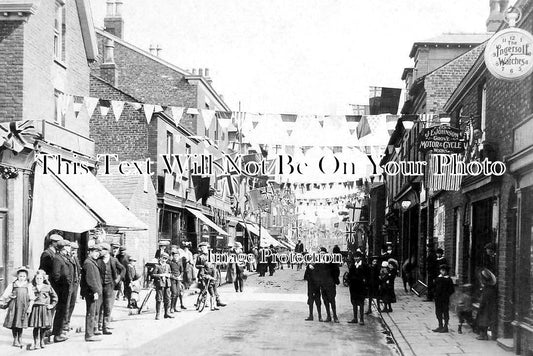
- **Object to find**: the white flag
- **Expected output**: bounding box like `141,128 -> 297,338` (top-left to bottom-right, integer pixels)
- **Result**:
111,101 -> 125,122
99,104 -> 110,118
84,97 -> 99,118
199,109 -> 216,129
144,104 -> 155,124
154,105 -> 164,113
170,107 -> 185,127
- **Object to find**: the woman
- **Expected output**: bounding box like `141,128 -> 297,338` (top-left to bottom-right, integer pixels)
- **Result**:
180,241 -> 195,290
475,268 -> 497,340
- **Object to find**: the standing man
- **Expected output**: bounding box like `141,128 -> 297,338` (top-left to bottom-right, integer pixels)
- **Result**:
267,244 -> 276,276
316,247 -> 340,323
50,240 -> 72,343
64,242 -> 81,333
96,243 -> 125,335
426,243 -> 438,302
152,252 -> 173,319
155,240 -> 171,259
80,244 -> 102,342
347,251 -> 368,325
116,246 -> 130,302
195,242 -> 226,307
40,234 -> 63,276
295,240 -> 304,271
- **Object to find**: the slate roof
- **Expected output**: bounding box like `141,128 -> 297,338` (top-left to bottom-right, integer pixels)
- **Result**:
409,33 -> 492,57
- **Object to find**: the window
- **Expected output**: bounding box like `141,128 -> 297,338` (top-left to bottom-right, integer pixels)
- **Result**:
166,131 -> 174,154
54,1 -> 66,62
480,82 -> 487,141
54,90 -> 66,126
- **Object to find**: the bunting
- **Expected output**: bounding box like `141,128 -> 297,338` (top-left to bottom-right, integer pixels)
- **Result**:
170,107 -> 185,127
111,101 -> 125,121
143,104 -> 155,124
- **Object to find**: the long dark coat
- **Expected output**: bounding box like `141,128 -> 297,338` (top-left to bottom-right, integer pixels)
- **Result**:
476,284 -> 497,327
80,257 -> 103,298
347,262 -> 368,304
379,268 -> 396,303
39,248 -> 56,277
51,254 -> 73,289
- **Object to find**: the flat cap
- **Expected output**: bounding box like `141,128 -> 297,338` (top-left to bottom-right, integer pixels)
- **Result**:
70,242 -> 79,249
100,242 -> 111,251
198,242 -> 209,248
50,234 -> 63,242
158,240 -> 170,246
88,244 -> 102,251
160,252 -> 170,259
57,240 -> 71,249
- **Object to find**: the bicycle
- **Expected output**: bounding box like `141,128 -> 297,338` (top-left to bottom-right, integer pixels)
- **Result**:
195,277 -> 215,313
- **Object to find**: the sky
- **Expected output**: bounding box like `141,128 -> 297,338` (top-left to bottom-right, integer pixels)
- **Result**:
90,0 -> 490,115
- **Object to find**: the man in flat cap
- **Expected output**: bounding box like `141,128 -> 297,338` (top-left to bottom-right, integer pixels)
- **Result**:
39,234 -> 63,277
80,244 -> 102,342
115,245 -> 130,303
64,241 -> 81,334
96,242 -> 125,335
51,239 -> 73,343
151,252 -> 173,320
196,242 -> 226,307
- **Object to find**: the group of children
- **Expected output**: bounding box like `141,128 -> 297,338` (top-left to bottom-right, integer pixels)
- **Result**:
0,267 -> 58,349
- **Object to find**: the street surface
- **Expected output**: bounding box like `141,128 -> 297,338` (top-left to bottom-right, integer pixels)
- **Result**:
0,267 -> 398,356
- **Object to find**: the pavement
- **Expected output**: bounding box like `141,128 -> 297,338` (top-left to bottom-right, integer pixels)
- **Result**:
380,279 -> 511,356
0,266 -> 398,356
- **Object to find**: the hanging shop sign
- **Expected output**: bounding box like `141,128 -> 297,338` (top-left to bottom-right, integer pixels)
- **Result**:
418,125 -> 466,154
484,7 -> 533,81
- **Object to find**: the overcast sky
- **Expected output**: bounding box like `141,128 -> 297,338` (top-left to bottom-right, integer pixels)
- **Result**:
90,0 -> 490,115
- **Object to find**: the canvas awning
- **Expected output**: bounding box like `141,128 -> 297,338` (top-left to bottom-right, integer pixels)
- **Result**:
186,207 -> 229,236
29,163 -> 148,269
238,222 -> 282,247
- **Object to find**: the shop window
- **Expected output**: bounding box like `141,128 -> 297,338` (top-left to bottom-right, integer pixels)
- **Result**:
54,0 -> 66,62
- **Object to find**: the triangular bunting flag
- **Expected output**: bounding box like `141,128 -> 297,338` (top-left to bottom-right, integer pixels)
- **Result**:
74,102 -> 83,118
287,130 -> 293,136
130,102 -> 143,111
199,109 -> 216,129
170,107 -> 185,127
154,105 -> 164,113
349,129 -> 356,135
99,99 -> 111,117
84,97 -> 99,118
144,104 -> 155,124
111,101 -> 125,122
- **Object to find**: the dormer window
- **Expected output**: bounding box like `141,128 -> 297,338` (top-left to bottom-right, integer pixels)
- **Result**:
54,0 -> 66,62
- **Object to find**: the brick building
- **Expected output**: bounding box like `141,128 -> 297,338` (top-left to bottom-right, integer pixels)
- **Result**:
89,2 -> 238,253
0,0 -> 147,289
442,0 -> 533,350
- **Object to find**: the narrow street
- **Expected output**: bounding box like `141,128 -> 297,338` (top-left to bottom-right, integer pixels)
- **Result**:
130,268 -> 397,356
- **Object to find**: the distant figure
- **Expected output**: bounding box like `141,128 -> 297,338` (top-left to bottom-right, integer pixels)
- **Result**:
401,257 -> 417,293
295,240 -> 304,270
476,268 -> 498,340
366,256 -> 381,314
316,247 -> 340,323
432,264 -> 455,333
347,251 -> 368,325
303,262 -> 322,321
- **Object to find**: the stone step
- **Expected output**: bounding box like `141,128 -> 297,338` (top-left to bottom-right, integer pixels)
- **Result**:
496,338 -> 514,352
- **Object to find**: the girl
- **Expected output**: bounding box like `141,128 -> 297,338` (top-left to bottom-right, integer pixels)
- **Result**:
1,266 -> 35,348
379,261 -> 396,312
28,270 -> 57,350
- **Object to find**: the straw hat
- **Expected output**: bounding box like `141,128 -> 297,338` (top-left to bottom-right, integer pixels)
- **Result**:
479,268 -> 497,286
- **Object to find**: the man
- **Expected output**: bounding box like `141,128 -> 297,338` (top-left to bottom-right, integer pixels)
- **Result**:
366,255 -> 381,314
295,240 -> 304,270
426,243 -> 438,302
80,244 -> 102,342
152,252 -> 174,319
347,251 -> 368,325
304,260 -> 322,321
116,246 -> 130,302
316,247 -> 340,323
50,239 -> 73,343
96,242 -> 125,335
64,241 -> 81,333
482,242 -> 497,274
195,242 -> 226,307
39,234 -> 63,276
168,250 -> 183,313
267,244 -> 276,276
155,239 -> 171,259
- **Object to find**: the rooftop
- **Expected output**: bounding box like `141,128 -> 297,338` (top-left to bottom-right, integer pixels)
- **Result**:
409,33 -> 492,57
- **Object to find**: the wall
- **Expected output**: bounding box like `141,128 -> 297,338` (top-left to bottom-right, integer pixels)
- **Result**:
0,21 -> 24,121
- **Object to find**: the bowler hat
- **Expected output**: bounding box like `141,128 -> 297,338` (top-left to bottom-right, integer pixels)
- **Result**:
111,242 -> 120,248
319,247 -> 327,253
354,251 -> 363,258
119,246 -> 127,252
49,234 -> 63,242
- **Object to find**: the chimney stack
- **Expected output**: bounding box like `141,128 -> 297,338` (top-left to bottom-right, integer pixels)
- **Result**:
101,38 -> 118,85
104,0 -> 125,39
198,68 -> 204,76
156,44 -> 162,57
486,0 -> 508,32
192,68 -> 197,75
204,68 -> 210,77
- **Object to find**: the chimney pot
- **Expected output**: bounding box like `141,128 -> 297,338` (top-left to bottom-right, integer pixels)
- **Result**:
149,43 -> 156,55
156,44 -> 162,57
205,68 -> 210,77
104,38 -> 115,64
199,68 -> 204,76
115,0 -> 123,16
106,0 -> 114,17
192,68 -> 197,75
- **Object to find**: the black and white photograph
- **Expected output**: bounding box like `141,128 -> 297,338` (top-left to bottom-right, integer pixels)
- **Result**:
0,0 -> 531,355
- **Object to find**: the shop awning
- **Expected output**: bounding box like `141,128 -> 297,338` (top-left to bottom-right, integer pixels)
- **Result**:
186,207 -> 229,236
238,222 -> 282,247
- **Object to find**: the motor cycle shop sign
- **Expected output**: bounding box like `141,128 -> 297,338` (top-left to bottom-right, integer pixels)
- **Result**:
418,126 -> 466,153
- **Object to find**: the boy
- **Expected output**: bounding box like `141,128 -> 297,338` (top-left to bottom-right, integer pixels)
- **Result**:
303,263 -> 321,321
200,262 -> 219,311
347,251 -> 367,325
151,252 -> 174,320
168,251 -> 183,313
433,264 -> 455,333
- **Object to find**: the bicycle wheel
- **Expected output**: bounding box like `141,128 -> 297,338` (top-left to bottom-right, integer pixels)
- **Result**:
197,291 -> 207,312
138,288 -> 153,314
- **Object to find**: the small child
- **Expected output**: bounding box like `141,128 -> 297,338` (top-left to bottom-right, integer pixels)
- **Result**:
28,270 -> 57,350
0,266 -> 35,348
379,261 -> 396,313
303,263 -> 321,321
202,262 -> 218,311
454,284 -> 473,334
433,264 -> 455,333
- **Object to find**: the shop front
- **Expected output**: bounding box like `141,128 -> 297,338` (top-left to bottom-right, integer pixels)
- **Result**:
508,115 -> 533,354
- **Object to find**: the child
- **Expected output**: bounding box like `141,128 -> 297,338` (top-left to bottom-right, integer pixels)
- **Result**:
475,268 -> 497,340
347,251 -> 367,324
433,264 -> 455,333
366,256 -> 380,314
303,263 -> 321,321
379,261 -> 396,313
454,284 -> 473,334
0,266 -> 35,348
201,262 -> 219,311
28,270 -> 57,350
